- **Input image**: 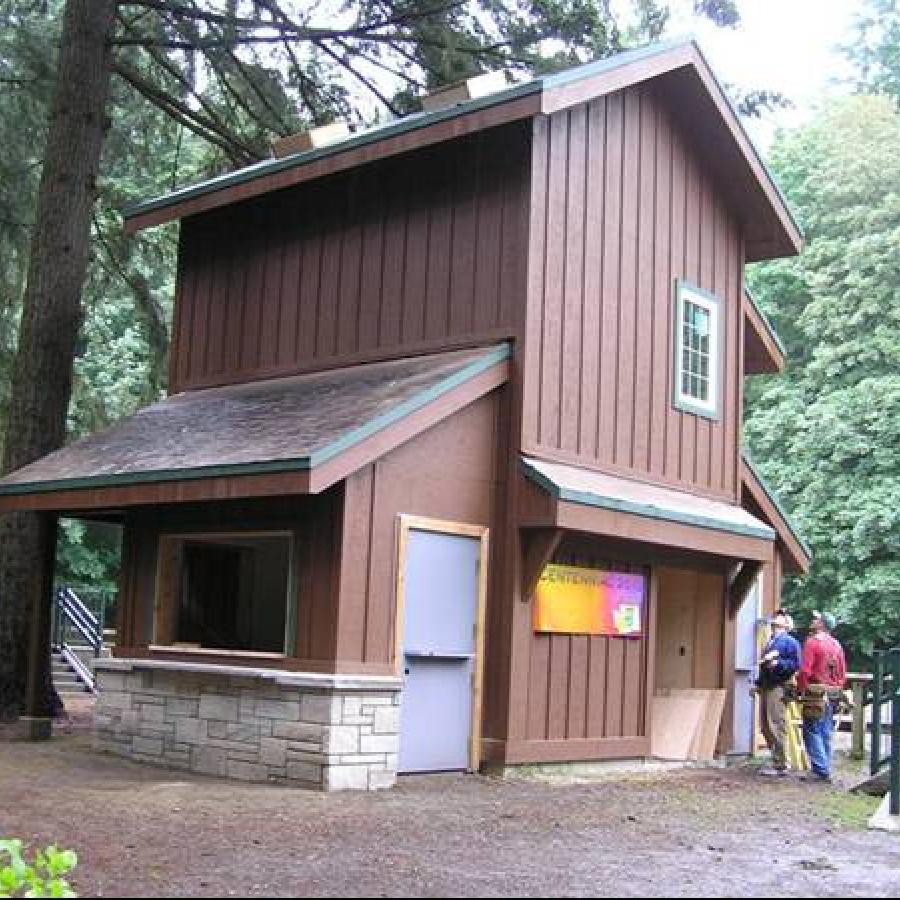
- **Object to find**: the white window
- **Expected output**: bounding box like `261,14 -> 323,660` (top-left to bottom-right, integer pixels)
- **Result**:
674,282 -> 719,418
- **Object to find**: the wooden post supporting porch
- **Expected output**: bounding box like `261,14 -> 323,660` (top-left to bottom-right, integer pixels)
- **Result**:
22,512 -> 58,739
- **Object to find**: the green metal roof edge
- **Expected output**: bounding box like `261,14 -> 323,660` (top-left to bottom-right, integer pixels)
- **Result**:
307,341 -> 510,467
538,35 -> 689,89
521,456 -> 777,543
0,454 -> 315,497
0,344 -> 511,499
124,37 -> 732,226
122,78 -> 541,222
742,451 -> 812,560
744,287 -> 787,358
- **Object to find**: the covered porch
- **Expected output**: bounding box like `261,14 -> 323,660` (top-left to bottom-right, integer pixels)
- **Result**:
0,345 -> 510,789
500,456 -> 777,768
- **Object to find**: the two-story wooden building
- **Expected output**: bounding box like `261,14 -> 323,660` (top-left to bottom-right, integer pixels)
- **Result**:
0,38 -> 809,789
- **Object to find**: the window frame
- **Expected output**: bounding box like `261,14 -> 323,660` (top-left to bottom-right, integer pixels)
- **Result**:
152,529 -> 299,657
672,280 -> 721,421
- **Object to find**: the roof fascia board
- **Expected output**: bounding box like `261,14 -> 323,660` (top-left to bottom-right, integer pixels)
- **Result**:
308,355 -> 509,493
741,453 -> 811,573
743,288 -> 786,374
521,457 -> 776,542
683,44 -> 803,258
308,342 -> 509,468
539,40 -> 694,114
744,288 -> 786,357
542,40 -> 802,261
555,500 -> 773,563
124,89 -> 542,234
0,344 -> 511,503
0,469 -> 313,515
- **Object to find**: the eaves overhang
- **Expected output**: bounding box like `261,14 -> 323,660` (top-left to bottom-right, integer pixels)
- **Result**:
744,288 -> 786,375
0,344 -> 511,513
124,38 -> 802,262
520,455 -> 776,563
740,453 -> 812,575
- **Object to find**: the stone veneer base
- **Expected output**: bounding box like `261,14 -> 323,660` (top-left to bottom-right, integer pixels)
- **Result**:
93,658 -> 402,791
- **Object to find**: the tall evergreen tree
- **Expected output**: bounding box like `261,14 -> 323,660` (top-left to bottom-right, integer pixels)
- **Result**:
0,0 -> 117,721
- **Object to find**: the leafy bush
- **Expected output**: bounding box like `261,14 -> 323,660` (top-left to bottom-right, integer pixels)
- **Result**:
0,840 -> 77,898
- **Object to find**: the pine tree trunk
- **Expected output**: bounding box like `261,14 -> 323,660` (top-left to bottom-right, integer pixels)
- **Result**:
0,0 -> 116,721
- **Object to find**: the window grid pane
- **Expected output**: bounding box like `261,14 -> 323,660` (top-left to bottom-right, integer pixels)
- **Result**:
679,295 -> 715,409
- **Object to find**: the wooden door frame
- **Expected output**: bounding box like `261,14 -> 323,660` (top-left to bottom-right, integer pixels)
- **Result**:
394,514 -> 490,773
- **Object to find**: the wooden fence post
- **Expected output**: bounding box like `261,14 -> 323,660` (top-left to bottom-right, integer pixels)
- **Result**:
850,675 -> 868,761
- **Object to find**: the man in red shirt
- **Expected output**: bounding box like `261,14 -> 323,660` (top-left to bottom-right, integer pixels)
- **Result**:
797,610 -> 847,783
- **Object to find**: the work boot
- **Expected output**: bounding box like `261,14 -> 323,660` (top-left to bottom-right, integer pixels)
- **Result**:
799,771 -> 832,784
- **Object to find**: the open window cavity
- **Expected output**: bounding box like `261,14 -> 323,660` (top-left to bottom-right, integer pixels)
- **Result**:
153,531 -> 294,655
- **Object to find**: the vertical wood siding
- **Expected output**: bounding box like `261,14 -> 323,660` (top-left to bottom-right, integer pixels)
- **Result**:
336,394 -> 499,670
171,125 -> 530,393
522,84 -> 743,501
524,534 -> 650,743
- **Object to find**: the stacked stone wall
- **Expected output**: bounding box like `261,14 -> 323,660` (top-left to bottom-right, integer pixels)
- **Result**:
93,661 -> 401,791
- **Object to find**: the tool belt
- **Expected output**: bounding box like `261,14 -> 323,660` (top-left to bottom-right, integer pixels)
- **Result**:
799,683 -> 843,721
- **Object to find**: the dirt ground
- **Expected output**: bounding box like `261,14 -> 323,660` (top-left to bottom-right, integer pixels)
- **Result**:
2,698 -> 899,898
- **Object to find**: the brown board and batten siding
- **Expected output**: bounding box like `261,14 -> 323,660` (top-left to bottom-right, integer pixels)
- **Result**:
170,124 -> 531,394
335,394 -> 500,672
521,534 -> 653,760
521,83 -> 743,503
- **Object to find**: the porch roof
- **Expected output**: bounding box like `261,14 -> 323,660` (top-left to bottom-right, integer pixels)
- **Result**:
0,344 -> 510,513
520,456 -> 776,562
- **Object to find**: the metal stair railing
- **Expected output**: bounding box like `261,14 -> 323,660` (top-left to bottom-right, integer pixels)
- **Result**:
57,643 -> 96,693
870,648 -> 900,816
52,586 -> 104,693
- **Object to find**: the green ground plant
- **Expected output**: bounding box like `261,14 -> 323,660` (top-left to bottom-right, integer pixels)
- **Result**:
0,840 -> 77,898
815,792 -> 880,830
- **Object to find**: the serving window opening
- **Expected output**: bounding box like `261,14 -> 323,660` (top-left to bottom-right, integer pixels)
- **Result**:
154,531 -> 294,654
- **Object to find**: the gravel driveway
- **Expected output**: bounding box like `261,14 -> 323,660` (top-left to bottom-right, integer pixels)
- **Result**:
1,721 -> 898,898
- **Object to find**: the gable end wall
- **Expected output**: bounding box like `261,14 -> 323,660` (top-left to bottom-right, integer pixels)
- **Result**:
521,83 -> 744,502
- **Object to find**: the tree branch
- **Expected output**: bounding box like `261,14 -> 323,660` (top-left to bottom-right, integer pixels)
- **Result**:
312,38 -> 401,116
112,59 -> 258,164
114,1 -> 468,45
116,9 -> 260,151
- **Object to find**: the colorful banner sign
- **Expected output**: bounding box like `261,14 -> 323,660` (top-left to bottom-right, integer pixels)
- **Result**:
533,565 -> 644,637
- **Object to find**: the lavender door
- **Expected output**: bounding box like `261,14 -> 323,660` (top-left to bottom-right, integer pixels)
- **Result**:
399,528 -> 481,773
733,578 -> 762,754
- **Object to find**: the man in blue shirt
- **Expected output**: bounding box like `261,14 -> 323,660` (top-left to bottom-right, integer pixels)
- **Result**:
756,611 -> 802,776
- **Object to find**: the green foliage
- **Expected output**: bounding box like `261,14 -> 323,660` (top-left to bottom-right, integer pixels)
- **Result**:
848,0 -> 900,101
0,839 -> 78,898
746,95 -> 900,665
56,520 -> 121,595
